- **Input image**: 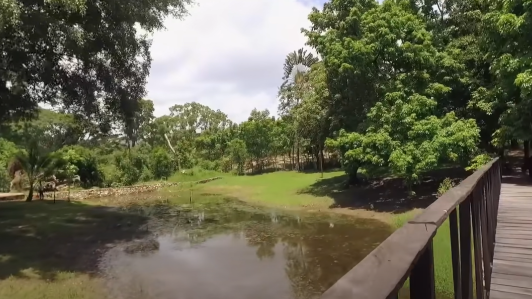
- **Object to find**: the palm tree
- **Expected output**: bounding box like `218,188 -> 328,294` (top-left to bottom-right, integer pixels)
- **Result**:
282,48 -> 319,82
278,48 -> 319,171
278,49 -> 319,113
13,141 -> 58,202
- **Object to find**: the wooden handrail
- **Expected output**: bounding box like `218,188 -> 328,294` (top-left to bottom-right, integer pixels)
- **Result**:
321,158 -> 501,299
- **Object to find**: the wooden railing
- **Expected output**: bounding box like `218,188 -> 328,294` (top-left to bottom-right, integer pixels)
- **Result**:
321,158 -> 502,299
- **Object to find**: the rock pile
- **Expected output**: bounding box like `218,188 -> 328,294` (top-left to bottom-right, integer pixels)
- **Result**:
43,177 -> 222,201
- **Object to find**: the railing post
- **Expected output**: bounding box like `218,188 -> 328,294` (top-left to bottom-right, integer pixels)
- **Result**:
449,209 -> 462,299
459,197 -> 473,299
410,241 -> 436,299
471,185 -> 485,299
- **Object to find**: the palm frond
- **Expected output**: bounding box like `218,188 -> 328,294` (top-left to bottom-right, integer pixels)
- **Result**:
282,48 -> 319,80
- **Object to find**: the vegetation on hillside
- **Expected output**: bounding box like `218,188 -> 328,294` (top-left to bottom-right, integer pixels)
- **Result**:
3,0 -> 532,194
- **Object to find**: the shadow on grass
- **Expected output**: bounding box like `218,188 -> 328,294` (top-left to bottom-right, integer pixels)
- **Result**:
299,167 -> 471,214
0,200 -> 149,281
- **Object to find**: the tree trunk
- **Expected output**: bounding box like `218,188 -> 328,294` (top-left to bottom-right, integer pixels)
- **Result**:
291,146 -> 295,170
164,133 -> 181,170
320,147 -> 324,178
347,167 -> 359,186
296,144 -> 300,172
523,140 -> 530,173
68,183 -> 71,202
26,181 -> 34,202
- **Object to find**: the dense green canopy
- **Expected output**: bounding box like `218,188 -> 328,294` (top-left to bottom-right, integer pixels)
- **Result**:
2,0 -> 531,192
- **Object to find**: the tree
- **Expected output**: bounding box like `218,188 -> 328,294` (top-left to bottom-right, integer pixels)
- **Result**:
278,49 -> 319,114
0,138 -> 18,191
3,109 -> 86,150
12,141 -> 58,202
151,147 -> 175,179
1,0 -> 192,126
227,139 -> 248,175
278,49 -> 319,172
323,0 -> 481,190
240,109 -> 275,173
303,0 -> 379,133
480,0 -> 532,161
293,62 -> 330,175
124,99 -> 155,148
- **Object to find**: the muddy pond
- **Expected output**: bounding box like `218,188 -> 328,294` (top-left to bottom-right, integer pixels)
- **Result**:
98,195 -> 394,299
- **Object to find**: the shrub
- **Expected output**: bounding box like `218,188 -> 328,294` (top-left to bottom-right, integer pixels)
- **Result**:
101,164 -> 122,187
466,154 -> 492,171
438,178 -> 455,197
198,159 -> 220,171
150,147 -> 174,179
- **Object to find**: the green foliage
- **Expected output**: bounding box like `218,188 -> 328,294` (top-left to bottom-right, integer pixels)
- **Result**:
1,0 -> 192,125
13,140 -> 60,201
55,146 -> 103,187
437,178 -> 455,197
227,138 -> 248,175
100,164 -> 122,188
150,147 -> 175,179
466,154 -> 493,172
114,150 -> 151,186
0,138 -> 18,191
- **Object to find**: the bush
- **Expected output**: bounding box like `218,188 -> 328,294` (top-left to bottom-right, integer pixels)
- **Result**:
139,166 -> 153,182
438,178 -> 455,197
55,145 -> 104,187
466,154 -> 492,171
114,150 -> 150,185
101,164 -> 122,187
150,147 -> 174,179
197,159 -> 220,171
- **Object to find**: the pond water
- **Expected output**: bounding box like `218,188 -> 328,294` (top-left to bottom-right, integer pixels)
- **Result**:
99,197 -> 393,299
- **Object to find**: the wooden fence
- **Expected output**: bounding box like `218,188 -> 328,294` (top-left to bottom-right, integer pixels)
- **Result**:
321,158 -> 502,299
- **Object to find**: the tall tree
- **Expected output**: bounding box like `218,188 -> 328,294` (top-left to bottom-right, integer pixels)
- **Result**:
1,0 -> 191,126
303,0 -> 378,133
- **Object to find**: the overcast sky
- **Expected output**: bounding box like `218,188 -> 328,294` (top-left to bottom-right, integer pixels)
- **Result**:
146,0 -> 325,123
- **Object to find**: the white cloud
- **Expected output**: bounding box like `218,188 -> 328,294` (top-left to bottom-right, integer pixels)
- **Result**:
147,0 -> 318,123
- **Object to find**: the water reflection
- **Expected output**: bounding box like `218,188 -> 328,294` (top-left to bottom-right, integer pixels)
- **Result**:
100,204 -> 392,299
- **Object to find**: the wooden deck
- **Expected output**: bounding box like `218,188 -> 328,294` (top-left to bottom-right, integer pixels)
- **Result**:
491,174 -> 532,299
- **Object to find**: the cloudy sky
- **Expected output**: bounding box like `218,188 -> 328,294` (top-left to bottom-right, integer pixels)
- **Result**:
146,0 -> 325,123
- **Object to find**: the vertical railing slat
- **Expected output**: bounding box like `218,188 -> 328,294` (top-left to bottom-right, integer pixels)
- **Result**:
471,184 -> 485,299
410,242 -> 436,299
449,208 -> 462,299
459,197 -> 473,299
